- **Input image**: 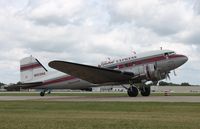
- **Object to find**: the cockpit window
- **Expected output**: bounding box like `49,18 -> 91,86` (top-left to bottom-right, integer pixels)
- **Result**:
164,53 -> 169,56
165,52 -> 175,56
169,52 -> 175,54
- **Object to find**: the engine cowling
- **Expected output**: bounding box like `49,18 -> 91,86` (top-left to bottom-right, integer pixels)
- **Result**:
144,64 -> 166,81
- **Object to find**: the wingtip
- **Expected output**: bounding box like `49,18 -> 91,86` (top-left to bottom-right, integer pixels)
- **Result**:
48,60 -> 59,68
48,60 -> 70,69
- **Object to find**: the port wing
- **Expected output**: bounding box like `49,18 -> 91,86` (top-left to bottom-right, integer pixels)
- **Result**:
49,61 -> 135,84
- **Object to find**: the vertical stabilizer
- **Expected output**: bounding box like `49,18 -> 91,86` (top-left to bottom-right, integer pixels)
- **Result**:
20,56 -> 48,83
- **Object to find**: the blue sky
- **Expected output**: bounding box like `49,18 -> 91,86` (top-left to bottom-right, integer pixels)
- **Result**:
0,0 -> 200,85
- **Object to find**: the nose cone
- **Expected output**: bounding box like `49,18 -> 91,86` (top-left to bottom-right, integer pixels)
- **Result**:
182,55 -> 188,64
174,55 -> 188,69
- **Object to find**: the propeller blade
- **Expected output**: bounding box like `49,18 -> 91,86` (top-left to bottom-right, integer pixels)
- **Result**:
154,62 -> 157,70
155,69 -> 161,79
174,70 -> 177,76
167,73 -> 171,80
165,73 -> 171,80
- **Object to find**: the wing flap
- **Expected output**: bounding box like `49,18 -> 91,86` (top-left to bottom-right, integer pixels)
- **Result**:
49,61 -> 134,84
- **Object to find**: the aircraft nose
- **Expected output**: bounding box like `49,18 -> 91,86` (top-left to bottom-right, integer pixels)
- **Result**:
182,55 -> 188,64
174,55 -> 188,68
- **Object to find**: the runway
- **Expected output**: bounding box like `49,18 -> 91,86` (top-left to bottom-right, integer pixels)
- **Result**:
0,96 -> 199,102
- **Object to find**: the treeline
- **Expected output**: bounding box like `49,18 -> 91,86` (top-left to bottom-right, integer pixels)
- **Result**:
158,81 -> 191,86
0,82 -> 5,87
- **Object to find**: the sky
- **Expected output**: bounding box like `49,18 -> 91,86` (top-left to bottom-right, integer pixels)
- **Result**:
0,0 -> 200,85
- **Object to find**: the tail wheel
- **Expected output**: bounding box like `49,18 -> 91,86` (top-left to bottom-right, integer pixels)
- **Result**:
127,86 -> 139,97
140,87 -> 151,96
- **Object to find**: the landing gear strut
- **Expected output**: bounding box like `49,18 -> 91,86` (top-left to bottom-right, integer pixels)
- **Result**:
40,89 -> 51,97
127,86 -> 139,97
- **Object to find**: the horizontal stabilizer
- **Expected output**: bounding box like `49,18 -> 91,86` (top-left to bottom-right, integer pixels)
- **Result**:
7,82 -> 43,89
18,82 -> 43,89
49,61 -> 135,84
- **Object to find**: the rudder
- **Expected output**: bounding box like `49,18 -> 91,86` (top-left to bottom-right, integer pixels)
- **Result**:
20,56 -> 48,83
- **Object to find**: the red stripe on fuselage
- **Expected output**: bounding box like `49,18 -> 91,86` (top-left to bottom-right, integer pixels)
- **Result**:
112,54 -> 184,69
134,56 -> 165,65
168,54 -> 185,58
20,63 -> 42,71
43,76 -> 77,85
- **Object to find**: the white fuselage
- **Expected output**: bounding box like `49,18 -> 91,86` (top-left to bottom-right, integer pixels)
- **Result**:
29,50 -> 188,90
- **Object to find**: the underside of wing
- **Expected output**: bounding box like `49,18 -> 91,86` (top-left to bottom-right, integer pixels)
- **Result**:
49,61 -> 135,84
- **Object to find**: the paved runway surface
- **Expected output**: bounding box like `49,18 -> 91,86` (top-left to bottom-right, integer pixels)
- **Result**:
0,96 -> 199,102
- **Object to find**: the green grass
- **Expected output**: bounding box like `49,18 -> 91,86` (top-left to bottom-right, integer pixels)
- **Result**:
0,101 -> 200,129
0,92 -> 199,96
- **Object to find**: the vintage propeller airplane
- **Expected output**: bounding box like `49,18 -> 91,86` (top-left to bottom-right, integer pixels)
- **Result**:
19,49 -> 188,97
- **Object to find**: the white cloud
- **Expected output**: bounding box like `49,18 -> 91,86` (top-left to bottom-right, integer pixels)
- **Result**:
108,0 -> 193,36
27,0 -> 85,26
0,0 -> 199,84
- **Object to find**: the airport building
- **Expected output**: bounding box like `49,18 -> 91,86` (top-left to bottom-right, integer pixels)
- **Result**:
92,85 -> 200,93
151,86 -> 200,93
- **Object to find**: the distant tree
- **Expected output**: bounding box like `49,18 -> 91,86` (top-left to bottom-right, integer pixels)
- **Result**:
158,81 -> 194,86
159,81 -> 168,86
180,82 -> 191,86
158,81 -> 186,86
17,82 -> 22,85
168,82 -> 179,86
0,82 -> 5,88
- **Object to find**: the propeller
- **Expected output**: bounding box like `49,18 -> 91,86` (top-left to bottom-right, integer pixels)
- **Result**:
165,72 -> 171,80
156,81 -> 160,92
173,70 -> 177,76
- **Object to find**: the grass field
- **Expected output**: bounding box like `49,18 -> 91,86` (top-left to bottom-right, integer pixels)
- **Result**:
0,101 -> 200,129
0,92 -> 200,96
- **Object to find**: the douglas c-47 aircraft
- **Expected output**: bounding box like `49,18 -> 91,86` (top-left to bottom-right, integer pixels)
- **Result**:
19,50 -> 188,97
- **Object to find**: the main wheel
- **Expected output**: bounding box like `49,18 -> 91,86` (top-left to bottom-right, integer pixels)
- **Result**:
140,87 -> 151,96
127,86 -> 139,97
40,91 -> 45,97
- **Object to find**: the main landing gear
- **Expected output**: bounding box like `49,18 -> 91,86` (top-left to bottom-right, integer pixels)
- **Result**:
127,84 -> 151,97
140,86 -> 151,96
127,86 -> 139,97
40,89 -> 51,97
